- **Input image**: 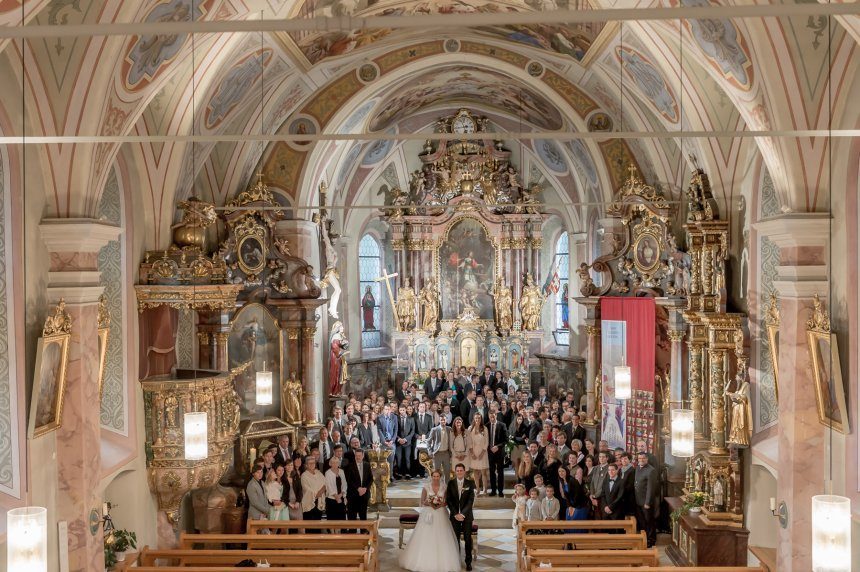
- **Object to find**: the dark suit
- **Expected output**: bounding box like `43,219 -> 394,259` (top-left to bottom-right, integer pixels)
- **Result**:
446,477 -> 476,566
635,464 -> 658,546
345,459 -> 373,523
459,399 -> 473,424
486,421 -> 508,496
424,377 -> 442,400
357,424 -> 374,449
468,406 -> 489,427
528,420 -> 543,442
395,415 -> 416,477
602,476 -> 625,520
274,446 -> 292,467
620,465 -> 636,516
415,412 -> 435,438
313,439 -> 334,470
377,414 -> 398,478
568,424 -> 586,446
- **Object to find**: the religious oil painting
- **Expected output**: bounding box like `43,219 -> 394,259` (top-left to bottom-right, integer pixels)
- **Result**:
238,235 -> 266,275
634,234 -> 661,272
807,328 -> 849,434
229,303 -> 282,417
436,342 -> 452,371
30,334 -> 71,437
439,218 -> 496,319
460,337 -> 478,369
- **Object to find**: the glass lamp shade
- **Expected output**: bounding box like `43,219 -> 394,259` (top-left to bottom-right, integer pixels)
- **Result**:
614,365 -> 632,400
256,370 -> 273,405
812,495 -> 851,571
184,411 -> 208,460
7,506 -> 47,572
671,409 -> 695,457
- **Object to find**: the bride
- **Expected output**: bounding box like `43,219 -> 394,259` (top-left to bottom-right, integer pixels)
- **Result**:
399,469 -> 462,572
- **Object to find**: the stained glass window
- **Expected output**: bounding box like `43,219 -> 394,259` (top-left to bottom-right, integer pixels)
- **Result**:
359,234 -> 382,348
554,232 -> 570,346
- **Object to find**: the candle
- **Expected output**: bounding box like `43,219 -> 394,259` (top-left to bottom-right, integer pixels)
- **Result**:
249,447 -> 257,468
770,498 -> 776,511
102,502 -> 109,516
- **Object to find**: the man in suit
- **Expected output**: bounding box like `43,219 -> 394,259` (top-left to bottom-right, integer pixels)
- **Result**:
636,439 -> 659,471
245,464 -> 270,521
568,414 -> 586,446
345,447 -> 372,525
424,369 -> 442,400
415,402 -> 434,440
635,452 -> 658,547
464,374 -> 481,401
478,366 -> 493,390
554,432 -> 571,460
468,395 -> 489,427
590,450 -> 610,519
527,411 -> 543,442
487,412 -> 508,497
428,414 -> 453,479
460,390 -> 475,425
526,440 -> 544,468
395,406 -> 416,479
274,434 -> 292,467
533,386 -> 549,406
330,408 -> 345,434
619,452 -> 636,517
313,427 -> 334,471
446,463 -> 476,571
602,463 -> 626,521
377,403 -> 398,480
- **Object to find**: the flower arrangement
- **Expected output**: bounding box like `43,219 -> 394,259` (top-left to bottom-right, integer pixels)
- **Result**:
427,494 -> 447,509
670,492 -> 707,523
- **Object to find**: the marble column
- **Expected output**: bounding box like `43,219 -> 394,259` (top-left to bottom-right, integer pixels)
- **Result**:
40,219 -> 121,572
585,323 -> 601,423
570,232 -> 588,356
756,213 -> 829,572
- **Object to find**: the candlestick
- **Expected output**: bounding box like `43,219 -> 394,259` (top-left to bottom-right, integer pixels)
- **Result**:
249,447 -> 257,469
769,497 -> 776,511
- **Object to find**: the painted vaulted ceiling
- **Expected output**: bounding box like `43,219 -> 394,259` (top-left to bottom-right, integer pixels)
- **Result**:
0,0 -> 858,248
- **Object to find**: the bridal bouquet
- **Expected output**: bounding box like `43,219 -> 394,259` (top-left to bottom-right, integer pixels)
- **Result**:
427,495 -> 446,510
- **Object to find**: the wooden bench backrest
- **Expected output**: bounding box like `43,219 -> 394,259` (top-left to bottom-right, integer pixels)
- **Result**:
246,519 -> 377,534
536,568 -> 766,572
526,548 -> 659,568
523,531 -> 647,550
131,567 -> 363,572
139,548 -> 367,567
177,533 -> 370,550
518,517 -> 637,534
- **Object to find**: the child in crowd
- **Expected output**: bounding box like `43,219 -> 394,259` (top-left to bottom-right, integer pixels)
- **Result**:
540,485 -> 560,521
533,474 -> 547,500
511,483 -> 527,528
265,468 -> 287,521
524,488 -> 543,533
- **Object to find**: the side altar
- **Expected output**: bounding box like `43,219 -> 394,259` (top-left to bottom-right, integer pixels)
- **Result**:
379,110 -> 547,376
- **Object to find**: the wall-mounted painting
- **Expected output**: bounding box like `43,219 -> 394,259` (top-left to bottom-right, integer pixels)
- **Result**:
439,217 -> 496,320
30,301 -> 73,438
765,292 -> 780,402
806,295 -> 848,433
229,303 -> 282,418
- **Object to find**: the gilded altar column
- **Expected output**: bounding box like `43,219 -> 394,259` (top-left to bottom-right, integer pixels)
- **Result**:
707,347 -> 728,454
687,339 -> 705,439
39,219 -> 122,572
584,323 -> 601,423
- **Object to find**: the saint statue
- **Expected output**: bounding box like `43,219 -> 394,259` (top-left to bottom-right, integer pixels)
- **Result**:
315,182 -> 343,319
328,321 -> 350,396
361,285 -> 376,331
282,370 -> 303,424
420,279 -> 439,332
593,369 -> 602,423
396,277 -> 417,331
519,272 -> 544,331
726,367 -> 752,447
493,279 -> 514,333
712,477 -> 725,509
560,282 -> 570,329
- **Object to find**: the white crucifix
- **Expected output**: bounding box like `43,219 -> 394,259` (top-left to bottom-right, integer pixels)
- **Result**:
374,270 -> 401,327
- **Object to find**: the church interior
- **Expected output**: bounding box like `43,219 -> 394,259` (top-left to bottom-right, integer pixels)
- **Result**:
1,1 -> 859,571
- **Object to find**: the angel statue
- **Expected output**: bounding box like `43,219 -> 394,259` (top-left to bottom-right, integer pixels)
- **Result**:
492,279 -> 513,333
725,364 -> 752,447
329,321 -> 350,397
396,277 -> 418,331
519,273 -> 544,331
314,181 -> 342,319
419,279 -> 440,333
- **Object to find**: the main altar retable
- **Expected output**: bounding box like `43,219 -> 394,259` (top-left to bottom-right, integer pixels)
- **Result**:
378,110 -> 546,377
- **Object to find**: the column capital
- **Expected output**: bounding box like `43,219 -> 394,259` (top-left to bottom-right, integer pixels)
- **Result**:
753,213 -> 830,248
40,218 -> 122,253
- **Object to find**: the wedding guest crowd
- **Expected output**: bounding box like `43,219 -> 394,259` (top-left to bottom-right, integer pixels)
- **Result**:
245,363 -> 660,545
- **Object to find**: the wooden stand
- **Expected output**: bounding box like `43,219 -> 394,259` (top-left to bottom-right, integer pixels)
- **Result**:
667,497 -> 750,566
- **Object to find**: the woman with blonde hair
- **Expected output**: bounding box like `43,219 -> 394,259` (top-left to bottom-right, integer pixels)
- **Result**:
516,448 -> 537,491
467,412 -> 490,495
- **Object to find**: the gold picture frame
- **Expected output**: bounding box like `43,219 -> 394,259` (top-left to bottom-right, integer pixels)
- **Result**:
29,335 -> 72,438
806,295 -> 849,433
764,292 -> 780,402
97,328 -> 110,401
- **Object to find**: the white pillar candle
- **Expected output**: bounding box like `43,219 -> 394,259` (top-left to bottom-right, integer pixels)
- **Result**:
770,497 -> 776,512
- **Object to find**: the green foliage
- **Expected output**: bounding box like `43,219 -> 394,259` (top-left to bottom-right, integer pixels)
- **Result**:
112,529 -> 138,553
670,492 -> 707,523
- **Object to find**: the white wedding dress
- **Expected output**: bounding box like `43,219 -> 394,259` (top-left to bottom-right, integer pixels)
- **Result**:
399,483 -> 462,572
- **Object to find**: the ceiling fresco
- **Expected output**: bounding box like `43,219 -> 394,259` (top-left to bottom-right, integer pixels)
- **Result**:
367,65 -> 565,131
286,0 -> 605,65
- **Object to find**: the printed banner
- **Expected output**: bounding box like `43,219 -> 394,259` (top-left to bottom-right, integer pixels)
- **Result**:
600,319 -> 627,450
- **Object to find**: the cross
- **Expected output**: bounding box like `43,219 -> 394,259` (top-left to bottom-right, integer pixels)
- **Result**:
374,270 -> 400,326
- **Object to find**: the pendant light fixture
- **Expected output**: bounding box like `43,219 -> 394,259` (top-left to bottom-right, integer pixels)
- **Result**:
811,13 -> 850,571
184,410 -> 209,460
256,361 -> 273,405
671,407 -> 694,457
7,507 -> 47,572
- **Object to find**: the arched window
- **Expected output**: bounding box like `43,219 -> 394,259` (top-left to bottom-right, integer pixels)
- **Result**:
358,234 -> 382,349
554,232 -> 570,345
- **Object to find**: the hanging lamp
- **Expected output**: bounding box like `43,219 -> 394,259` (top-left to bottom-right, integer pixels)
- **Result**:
671,408 -> 694,457
256,361 -> 273,405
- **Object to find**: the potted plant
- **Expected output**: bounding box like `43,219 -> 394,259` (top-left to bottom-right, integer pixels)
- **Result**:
670,492 -> 707,523
110,529 -> 137,562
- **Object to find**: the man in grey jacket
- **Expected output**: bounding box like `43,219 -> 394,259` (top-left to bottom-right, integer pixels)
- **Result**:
590,450 -> 610,519
634,452 -> 659,547
245,464 -> 270,522
428,415 -> 453,479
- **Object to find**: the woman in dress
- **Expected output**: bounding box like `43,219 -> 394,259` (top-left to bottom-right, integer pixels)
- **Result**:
282,459 -> 303,526
499,398 -> 512,426
266,466 -> 288,521
295,437 -> 310,459
509,413 -> 528,468
451,417 -> 469,471
398,469 -> 461,572
568,466 -> 591,531
516,449 -> 538,491
555,466 -> 572,519
511,483 -> 528,528
299,456 -> 327,533
541,444 -> 562,493
467,413 -> 490,495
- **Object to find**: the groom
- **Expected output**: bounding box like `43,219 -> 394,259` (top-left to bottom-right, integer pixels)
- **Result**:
446,463 -> 476,571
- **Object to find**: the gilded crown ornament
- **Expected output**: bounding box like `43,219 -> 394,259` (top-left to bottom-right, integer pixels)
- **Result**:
43,299 -> 72,336
765,291 -> 780,327
806,294 -> 831,333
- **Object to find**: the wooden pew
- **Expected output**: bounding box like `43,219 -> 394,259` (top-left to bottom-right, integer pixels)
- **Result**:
137,547 -> 368,568
522,531 -> 647,551
178,533 -> 371,550
525,548 -> 659,569
516,518 -> 638,570
539,568 -> 766,572
131,568 -> 360,572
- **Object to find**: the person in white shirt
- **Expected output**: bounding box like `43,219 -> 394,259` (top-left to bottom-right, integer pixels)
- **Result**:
324,456 -> 348,522
540,485 -> 560,520
300,456 -> 327,532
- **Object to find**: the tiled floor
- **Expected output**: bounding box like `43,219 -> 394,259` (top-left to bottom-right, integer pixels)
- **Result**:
377,475 -> 675,571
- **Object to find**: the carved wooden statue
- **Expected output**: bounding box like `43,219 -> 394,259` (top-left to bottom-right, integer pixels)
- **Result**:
396,277 -> 418,331
493,279 -> 513,333
420,279 -> 440,333
519,272 -> 544,331
282,370 -> 303,424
